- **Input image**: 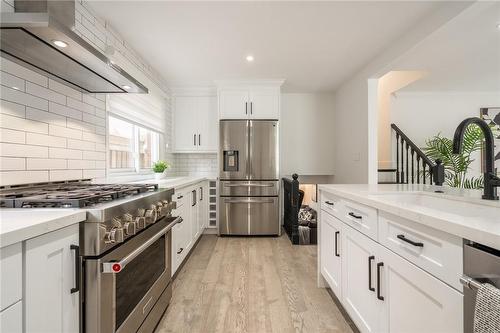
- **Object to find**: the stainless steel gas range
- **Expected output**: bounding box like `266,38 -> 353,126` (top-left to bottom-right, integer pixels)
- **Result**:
0,180 -> 181,333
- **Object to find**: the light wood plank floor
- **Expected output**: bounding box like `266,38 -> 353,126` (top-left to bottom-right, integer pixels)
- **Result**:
156,235 -> 353,333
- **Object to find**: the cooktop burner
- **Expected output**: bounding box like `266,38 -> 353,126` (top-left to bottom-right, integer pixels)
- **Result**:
0,180 -> 159,208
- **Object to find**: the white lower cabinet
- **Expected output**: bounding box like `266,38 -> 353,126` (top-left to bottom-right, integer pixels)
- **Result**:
0,300 -> 22,333
25,224 -> 80,333
341,225 -> 382,333
172,181 -> 208,276
378,245 -> 463,333
320,212 -> 342,297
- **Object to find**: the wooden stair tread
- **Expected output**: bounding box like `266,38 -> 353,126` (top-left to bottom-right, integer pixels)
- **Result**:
378,181 -> 398,184
378,168 -> 397,172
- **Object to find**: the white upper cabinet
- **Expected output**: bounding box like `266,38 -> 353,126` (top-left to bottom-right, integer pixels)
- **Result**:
173,95 -> 218,153
217,81 -> 283,120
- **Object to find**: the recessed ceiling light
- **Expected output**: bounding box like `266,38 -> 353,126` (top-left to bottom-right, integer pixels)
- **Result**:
497,23 -> 500,29
52,40 -> 68,48
122,85 -> 131,90
11,86 -> 20,90
246,55 -> 254,62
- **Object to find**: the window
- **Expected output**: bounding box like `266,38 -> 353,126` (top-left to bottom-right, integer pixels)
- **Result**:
108,115 -> 160,173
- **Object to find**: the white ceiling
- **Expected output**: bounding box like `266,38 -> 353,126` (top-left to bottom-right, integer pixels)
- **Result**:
88,1 -> 449,92
394,2 -> 500,92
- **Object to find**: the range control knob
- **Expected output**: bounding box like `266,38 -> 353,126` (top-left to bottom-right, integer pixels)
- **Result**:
104,227 -> 124,244
155,202 -> 165,217
123,214 -> 136,236
144,207 -> 157,225
135,216 -> 146,229
111,217 -> 122,228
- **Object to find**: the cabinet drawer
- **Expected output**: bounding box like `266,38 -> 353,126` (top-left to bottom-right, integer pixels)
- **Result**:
341,199 -> 378,241
379,211 -> 463,290
320,191 -> 343,220
0,300 -> 22,333
0,243 -> 22,311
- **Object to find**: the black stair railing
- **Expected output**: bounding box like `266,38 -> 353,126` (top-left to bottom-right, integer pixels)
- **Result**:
391,124 -> 445,186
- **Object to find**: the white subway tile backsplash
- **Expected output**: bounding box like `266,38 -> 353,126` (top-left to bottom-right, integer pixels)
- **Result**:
67,138 -> 95,151
95,107 -> 106,119
82,150 -> 105,161
26,82 -> 66,105
82,131 -> 105,144
48,79 -> 82,101
0,100 -> 25,117
0,170 -> 49,185
49,147 -> 82,160
27,158 -> 67,170
0,71 -> 25,91
49,124 -> 83,139
49,102 -> 82,120
0,85 -> 48,111
95,143 -> 106,152
67,97 -> 95,114
0,58 -> 47,87
82,94 -> 105,109
82,113 -> 105,126
83,169 -> 105,179
0,143 -> 48,158
26,108 -> 66,127
0,157 -> 25,171
49,169 -> 83,181
26,133 -> 66,148
67,159 -> 95,170
95,160 -> 106,169
0,128 -> 25,144
0,113 -> 48,134
95,126 -> 106,135
66,118 -> 95,133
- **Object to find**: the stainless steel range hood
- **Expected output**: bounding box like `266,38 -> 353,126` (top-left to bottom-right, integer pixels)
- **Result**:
0,0 -> 148,94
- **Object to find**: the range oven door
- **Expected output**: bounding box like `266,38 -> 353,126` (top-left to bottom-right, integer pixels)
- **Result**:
85,217 -> 179,333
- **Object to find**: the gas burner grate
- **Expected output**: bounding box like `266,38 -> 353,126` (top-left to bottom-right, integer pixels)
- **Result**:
0,181 -> 159,208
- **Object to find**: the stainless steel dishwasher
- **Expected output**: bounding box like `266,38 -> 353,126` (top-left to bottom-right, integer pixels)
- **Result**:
461,242 -> 500,333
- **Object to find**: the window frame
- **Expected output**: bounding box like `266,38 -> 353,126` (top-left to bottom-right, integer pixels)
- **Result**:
107,113 -> 161,176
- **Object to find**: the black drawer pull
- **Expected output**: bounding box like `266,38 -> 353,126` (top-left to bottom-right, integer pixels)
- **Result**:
177,195 -> 183,199
334,231 -> 340,257
397,234 -> 423,247
70,245 -> 80,294
348,212 -> 362,219
377,262 -> 384,301
368,255 -> 375,292
325,201 -> 334,206
177,248 -> 184,254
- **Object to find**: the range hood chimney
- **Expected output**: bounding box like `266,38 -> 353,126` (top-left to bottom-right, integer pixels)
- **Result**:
0,0 -> 148,94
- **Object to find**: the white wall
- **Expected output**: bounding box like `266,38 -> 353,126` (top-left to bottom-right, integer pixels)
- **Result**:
280,93 -> 335,176
332,2 -> 471,183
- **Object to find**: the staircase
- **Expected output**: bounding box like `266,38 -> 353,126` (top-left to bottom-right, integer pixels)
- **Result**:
378,124 -> 444,186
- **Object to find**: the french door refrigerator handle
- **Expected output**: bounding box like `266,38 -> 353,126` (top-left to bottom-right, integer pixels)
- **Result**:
224,183 -> 274,187
224,199 -> 275,204
102,216 -> 182,273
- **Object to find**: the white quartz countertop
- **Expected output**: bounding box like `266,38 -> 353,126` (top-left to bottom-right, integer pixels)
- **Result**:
132,176 -> 213,190
0,209 -> 86,248
319,184 -> 500,250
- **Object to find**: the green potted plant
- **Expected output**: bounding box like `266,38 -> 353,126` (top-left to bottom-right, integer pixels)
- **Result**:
152,160 -> 170,181
423,124 -> 484,189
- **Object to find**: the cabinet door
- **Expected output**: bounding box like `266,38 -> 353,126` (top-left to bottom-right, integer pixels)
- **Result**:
0,300 -> 22,333
320,212 -> 342,297
190,189 -> 200,241
219,89 -> 249,119
197,96 -> 218,152
174,96 -> 198,152
379,245 -> 463,333
342,225 -> 381,333
25,224 -> 79,333
249,88 -> 279,119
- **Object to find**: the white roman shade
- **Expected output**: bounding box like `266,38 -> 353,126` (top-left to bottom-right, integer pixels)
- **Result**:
108,92 -> 166,133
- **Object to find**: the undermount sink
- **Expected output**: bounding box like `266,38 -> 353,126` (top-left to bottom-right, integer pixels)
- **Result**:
368,192 -> 499,222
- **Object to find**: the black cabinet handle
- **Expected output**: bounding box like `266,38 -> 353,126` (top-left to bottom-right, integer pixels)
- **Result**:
325,201 -> 334,206
193,134 -> 196,146
70,244 -> 80,294
198,134 -> 201,146
245,102 -> 248,115
377,262 -> 384,301
199,186 -> 203,201
250,102 -> 253,115
368,255 -> 375,292
177,248 -> 184,254
334,231 -> 340,257
192,190 -> 196,206
397,234 -> 423,247
177,195 -> 183,199
348,212 -> 362,219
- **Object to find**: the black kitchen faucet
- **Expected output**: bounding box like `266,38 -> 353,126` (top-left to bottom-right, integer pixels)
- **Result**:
453,117 -> 500,200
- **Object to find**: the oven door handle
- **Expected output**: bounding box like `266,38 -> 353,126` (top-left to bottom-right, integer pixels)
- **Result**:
102,216 -> 182,273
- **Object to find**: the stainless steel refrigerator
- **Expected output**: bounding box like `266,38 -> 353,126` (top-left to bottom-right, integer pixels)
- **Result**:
218,120 -> 280,235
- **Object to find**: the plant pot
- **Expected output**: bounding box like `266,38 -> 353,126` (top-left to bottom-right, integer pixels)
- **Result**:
154,172 -> 165,181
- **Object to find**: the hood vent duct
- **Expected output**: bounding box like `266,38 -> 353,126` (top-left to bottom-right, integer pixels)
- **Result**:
0,0 -> 148,94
